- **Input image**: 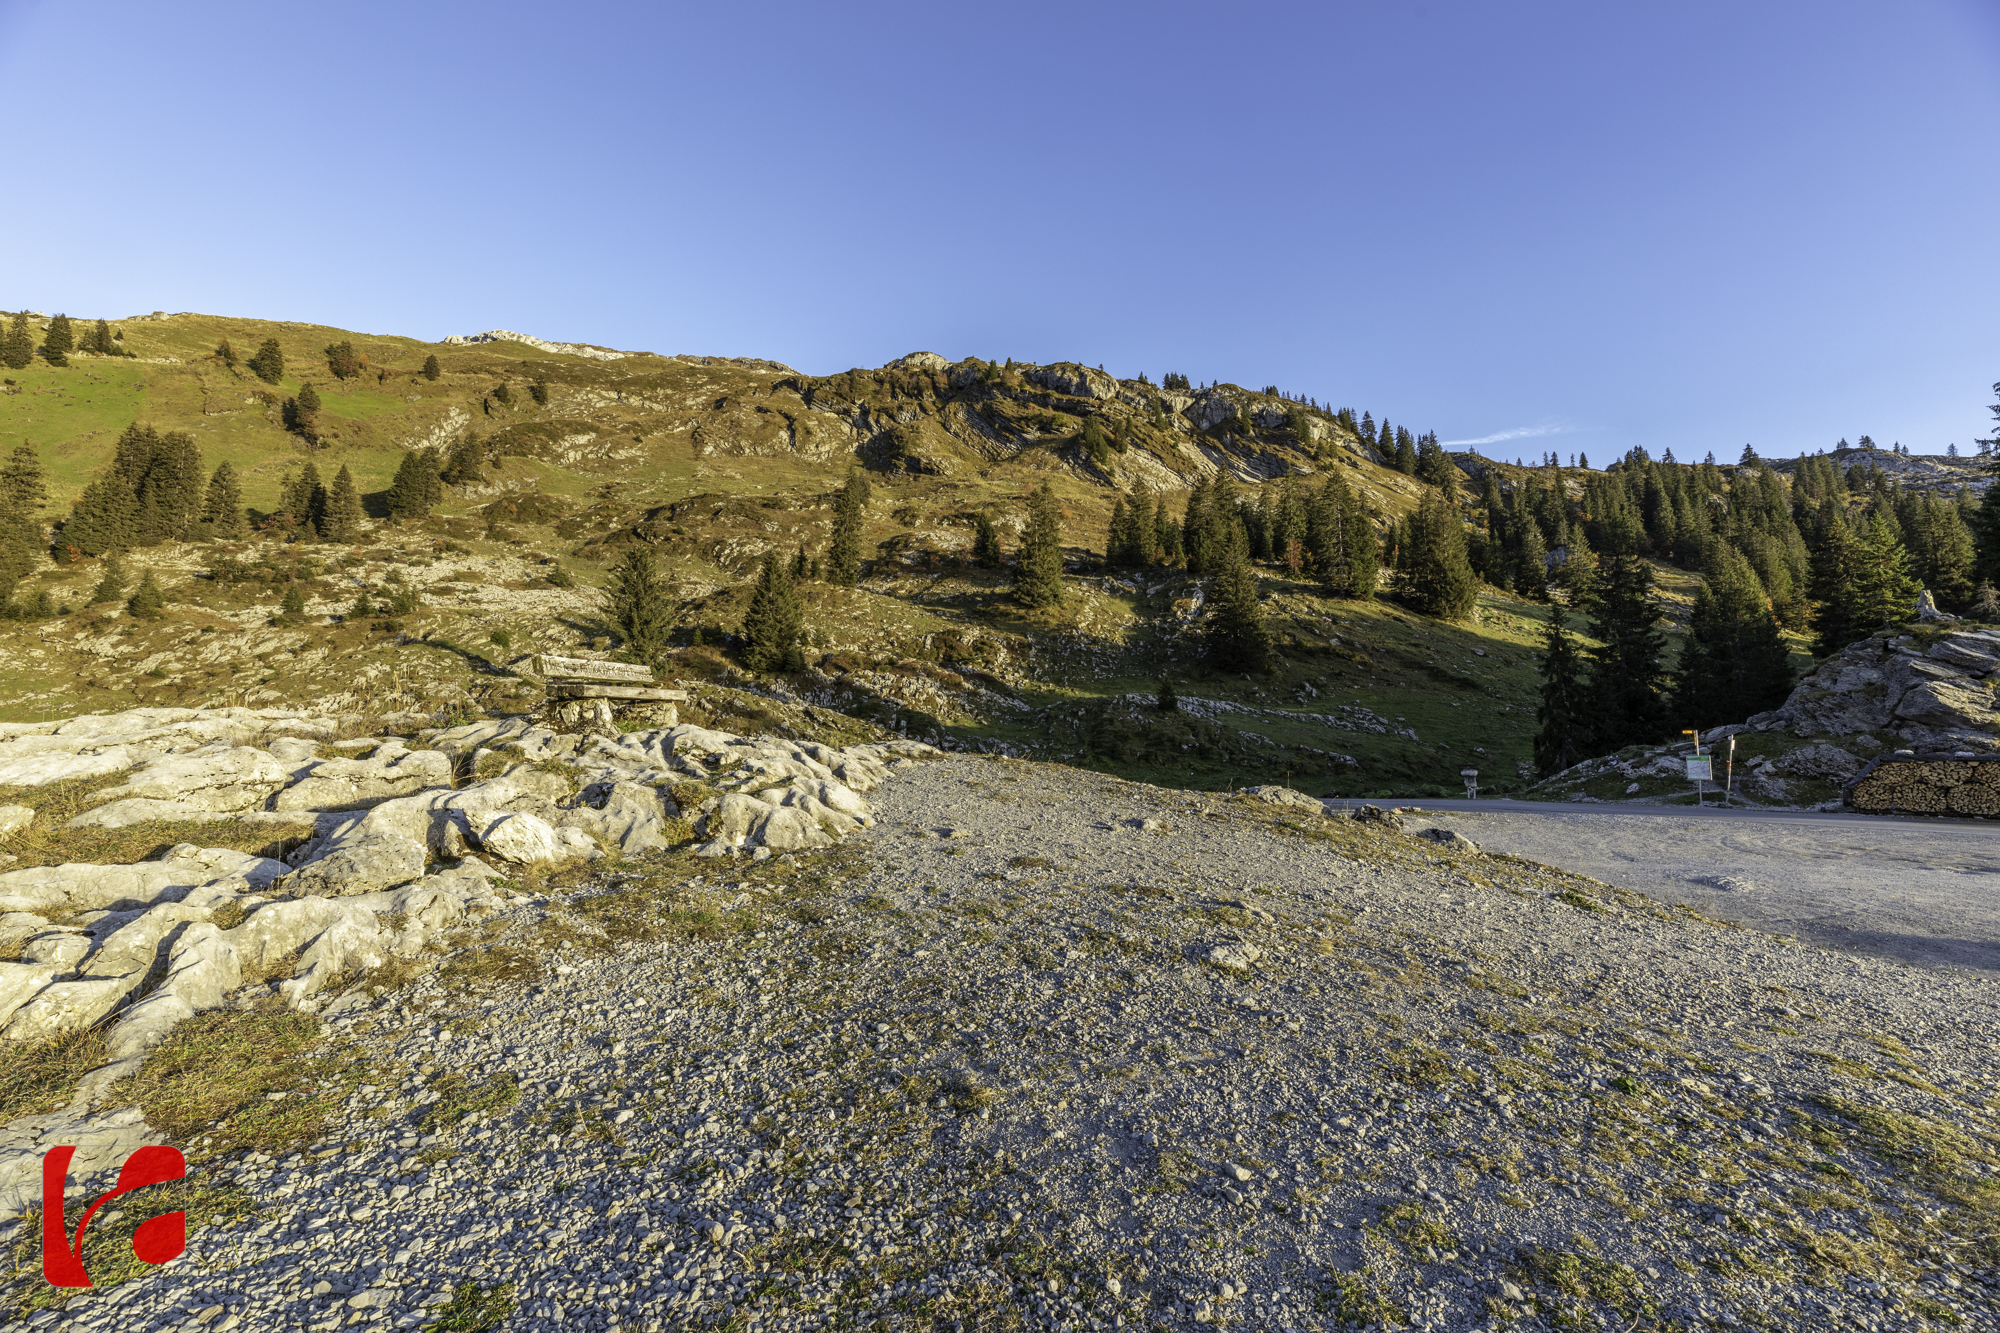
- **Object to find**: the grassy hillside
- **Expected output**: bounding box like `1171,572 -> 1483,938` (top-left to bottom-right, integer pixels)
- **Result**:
0,309 -> 1787,798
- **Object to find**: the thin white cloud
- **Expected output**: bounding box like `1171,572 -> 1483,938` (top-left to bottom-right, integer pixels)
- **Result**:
1442,423 -> 1573,448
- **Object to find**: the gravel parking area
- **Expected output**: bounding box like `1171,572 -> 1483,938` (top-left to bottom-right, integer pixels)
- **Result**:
11,757 -> 1999,1332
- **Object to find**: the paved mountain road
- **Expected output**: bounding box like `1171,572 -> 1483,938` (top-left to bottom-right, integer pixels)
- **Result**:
1357,798 -> 2000,975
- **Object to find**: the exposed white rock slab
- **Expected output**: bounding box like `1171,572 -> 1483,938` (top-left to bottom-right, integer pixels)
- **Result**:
88,745 -> 292,813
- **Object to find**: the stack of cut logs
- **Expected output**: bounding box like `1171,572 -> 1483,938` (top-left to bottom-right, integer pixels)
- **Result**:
532,655 -> 686,732
1845,754 -> 2000,816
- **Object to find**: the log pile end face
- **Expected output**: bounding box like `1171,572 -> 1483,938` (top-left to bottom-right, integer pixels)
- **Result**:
1845,754 -> 2000,816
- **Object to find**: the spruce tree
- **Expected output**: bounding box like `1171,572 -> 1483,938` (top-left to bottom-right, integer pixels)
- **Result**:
90,552 -> 129,604
1155,496 -> 1184,566
1416,432 -> 1457,492
60,477 -> 139,557
146,431 -> 204,542
1013,482 -> 1065,608
1533,612 -> 1589,776
41,315 -> 73,366
202,461 -> 244,536
971,511 -> 1002,568
1515,513 -> 1549,600
1809,516 -> 1861,656
279,583 -> 305,617
606,545 -> 674,666
0,314 -> 33,370
421,354 -> 441,381
1847,512 -> 1920,633
248,337 -> 285,385
1105,496 -> 1138,566
439,434 -> 486,486
89,319 -> 114,356
216,339 -> 238,370
1582,553 -> 1670,750
741,551 -> 806,672
385,450 -> 441,521
826,469 -> 869,585
1203,542 -> 1271,672
1181,476 -> 1214,575
1132,490 -> 1160,566
128,570 -> 166,620
1396,490 -> 1478,619
0,445 -> 46,550
324,464 -> 364,542
1674,543 -> 1793,726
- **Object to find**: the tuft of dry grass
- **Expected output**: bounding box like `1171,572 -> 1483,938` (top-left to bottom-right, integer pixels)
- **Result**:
107,1006 -> 362,1159
0,773 -> 293,869
0,1026 -> 107,1122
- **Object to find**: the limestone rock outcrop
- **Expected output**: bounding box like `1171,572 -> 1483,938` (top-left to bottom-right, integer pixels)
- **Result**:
1747,628 -> 2000,753
0,705 -> 936,1081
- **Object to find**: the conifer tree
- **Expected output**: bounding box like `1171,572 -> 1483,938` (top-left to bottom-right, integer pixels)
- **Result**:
1416,432 -> 1457,492
279,583 -> 305,617
248,337 -> 285,385
1515,512 -> 1549,600
1013,482 -> 1066,608
791,546 -> 809,581
529,377 -> 550,406
1155,496 -> 1184,567
1809,516 -> 1861,656
323,465 -> 364,542
60,477 -> 139,556
0,314 -> 33,370
0,445 -> 46,551
41,315 -> 73,366
128,571 -> 166,620
741,551 -> 806,672
1132,491 -> 1160,566
826,469 -> 869,585
150,431 -> 204,543
1674,543 -> 1793,726
1105,496 -> 1148,567
605,545 -> 674,666
1534,612 -> 1589,776
421,354 -> 441,382
1582,553 -> 1670,749
385,450 -> 442,521
1203,542 -> 1271,672
1846,512 -> 1920,633
90,552 -> 129,604
1910,494 -> 1975,611
1394,426 -> 1418,476
971,511 -> 1002,568
202,461 -> 244,536
1396,490 -> 1478,619
216,339 -> 238,370
439,434 -> 486,486
1181,476 -> 1214,575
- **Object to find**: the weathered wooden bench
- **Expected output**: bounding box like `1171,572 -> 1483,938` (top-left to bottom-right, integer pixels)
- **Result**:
531,654 -> 688,703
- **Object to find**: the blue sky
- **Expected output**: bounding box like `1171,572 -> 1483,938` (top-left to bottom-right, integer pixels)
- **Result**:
2,0 -> 1995,464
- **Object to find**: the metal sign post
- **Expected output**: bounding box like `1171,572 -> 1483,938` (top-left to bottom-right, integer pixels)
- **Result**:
1461,767 -> 1479,799
1681,729 -> 1710,807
